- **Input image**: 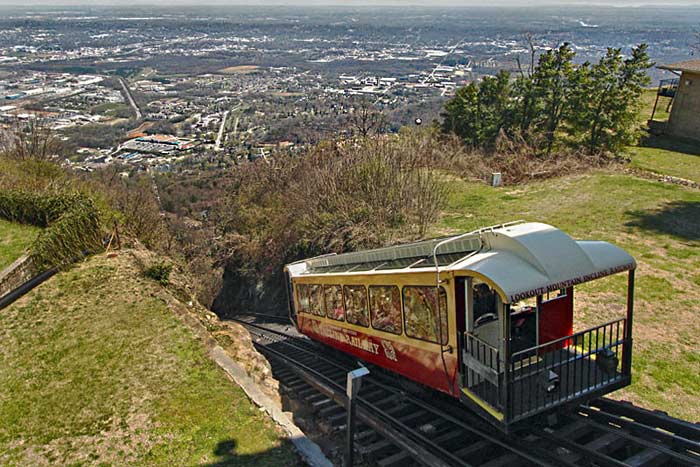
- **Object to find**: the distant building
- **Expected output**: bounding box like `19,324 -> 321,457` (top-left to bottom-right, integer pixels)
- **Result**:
117,134 -> 196,158
654,60 -> 700,141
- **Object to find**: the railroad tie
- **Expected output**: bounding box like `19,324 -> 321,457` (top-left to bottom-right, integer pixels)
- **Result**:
376,449 -> 412,467
451,439 -> 490,458
310,397 -> 334,411
480,453 -> 521,467
358,438 -> 394,458
623,448 -> 669,467
584,432 -> 626,454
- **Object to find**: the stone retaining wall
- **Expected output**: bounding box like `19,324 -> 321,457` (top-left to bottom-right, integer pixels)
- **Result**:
0,255 -> 38,298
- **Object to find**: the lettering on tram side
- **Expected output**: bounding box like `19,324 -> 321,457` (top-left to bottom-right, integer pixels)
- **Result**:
380,340 -> 398,362
313,321 -> 380,356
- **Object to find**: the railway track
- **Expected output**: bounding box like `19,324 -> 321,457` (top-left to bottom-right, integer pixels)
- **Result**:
231,314 -> 700,467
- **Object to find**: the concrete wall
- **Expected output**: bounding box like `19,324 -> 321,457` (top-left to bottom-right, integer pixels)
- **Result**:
0,255 -> 38,298
667,71 -> 700,141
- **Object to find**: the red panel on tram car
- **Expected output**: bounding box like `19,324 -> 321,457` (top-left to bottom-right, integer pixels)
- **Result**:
538,287 -> 574,350
297,314 -> 460,395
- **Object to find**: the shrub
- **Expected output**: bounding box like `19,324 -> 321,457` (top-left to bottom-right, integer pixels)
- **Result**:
0,190 -> 104,268
143,262 -> 172,285
0,190 -> 84,227
31,198 -> 103,268
211,129 -> 450,313
0,121 -> 167,269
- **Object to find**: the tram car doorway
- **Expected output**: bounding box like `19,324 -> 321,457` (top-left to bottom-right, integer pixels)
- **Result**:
285,222 -> 636,431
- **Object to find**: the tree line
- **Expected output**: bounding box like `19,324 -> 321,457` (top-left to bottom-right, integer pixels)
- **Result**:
442,43 -> 653,156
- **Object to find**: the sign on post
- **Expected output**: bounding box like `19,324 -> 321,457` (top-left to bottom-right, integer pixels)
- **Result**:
345,366 -> 370,467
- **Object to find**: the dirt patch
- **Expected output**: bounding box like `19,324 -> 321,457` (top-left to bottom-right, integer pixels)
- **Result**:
218,65 -> 260,74
127,121 -> 156,139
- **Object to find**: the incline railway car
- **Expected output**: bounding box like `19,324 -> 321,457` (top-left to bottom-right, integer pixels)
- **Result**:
284,221 -> 636,430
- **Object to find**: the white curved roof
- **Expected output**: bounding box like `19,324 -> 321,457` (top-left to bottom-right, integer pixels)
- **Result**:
287,221 -> 636,304
449,222 -> 635,302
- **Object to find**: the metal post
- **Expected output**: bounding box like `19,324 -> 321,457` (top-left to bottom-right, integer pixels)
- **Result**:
623,269 -> 635,376
650,86 -> 661,121
503,303 -> 511,425
344,367 -> 369,467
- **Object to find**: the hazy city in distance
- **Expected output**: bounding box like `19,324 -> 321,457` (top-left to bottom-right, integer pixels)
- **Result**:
0,4 -> 697,168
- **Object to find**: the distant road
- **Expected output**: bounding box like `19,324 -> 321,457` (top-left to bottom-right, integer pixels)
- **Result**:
215,110 -> 229,151
118,77 -> 142,120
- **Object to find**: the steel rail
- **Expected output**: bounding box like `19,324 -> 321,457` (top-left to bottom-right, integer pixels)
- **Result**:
531,424 -> 632,467
579,405 -> 700,454
574,412 -> 700,465
590,398 -> 700,441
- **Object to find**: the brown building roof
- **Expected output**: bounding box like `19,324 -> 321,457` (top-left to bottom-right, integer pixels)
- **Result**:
658,59 -> 700,74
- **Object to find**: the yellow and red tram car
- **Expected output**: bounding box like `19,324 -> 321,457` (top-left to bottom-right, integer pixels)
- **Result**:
284,222 -> 636,430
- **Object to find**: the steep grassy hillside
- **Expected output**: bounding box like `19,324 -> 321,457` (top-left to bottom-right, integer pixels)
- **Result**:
0,250 -> 298,466
437,169 -> 700,421
0,219 -> 39,270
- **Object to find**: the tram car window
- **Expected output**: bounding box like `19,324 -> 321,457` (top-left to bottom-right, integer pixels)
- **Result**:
324,285 -> 345,321
471,282 -> 500,349
308,284 -> 325,317
343,285 -> 369,327
369,285 -> 402,335
510,296 -> 537,355
296,283 -> 310,313
473,282 -> 497,326
403,286 -> 448,344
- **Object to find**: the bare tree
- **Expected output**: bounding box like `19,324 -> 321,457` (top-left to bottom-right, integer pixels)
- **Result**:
516,32 -> 538,78
348,98 -> 388,137
0,118 -> 64,161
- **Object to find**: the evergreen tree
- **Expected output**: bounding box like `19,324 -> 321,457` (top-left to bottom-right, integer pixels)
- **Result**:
442,82 -> 481,146
529,43 -> 576,156
441,70 -> 511,148
442,42 -> 651,156
568,44 -> 652,154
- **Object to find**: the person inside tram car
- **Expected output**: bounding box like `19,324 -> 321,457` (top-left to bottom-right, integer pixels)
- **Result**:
325,285 -> 345,321
473,283 -> 498,327
510,296 -> 538,354
472,282 -> 500,348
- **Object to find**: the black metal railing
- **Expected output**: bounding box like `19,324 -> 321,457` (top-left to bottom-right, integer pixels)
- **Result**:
658,78 -> 679,97
507,317 -> 628,422
462,333 -> 501,410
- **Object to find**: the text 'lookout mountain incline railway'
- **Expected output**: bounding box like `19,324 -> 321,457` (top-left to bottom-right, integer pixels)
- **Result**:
233,314 -> 700,467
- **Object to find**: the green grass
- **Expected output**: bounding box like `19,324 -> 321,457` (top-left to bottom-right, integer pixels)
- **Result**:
0,253 -> 298,466
640,88 -> 671,123
632,345 -> 700,413
90,102 -> 132,117
437,169 -> 700,421
627,140 -> 700,184
0,219 -> 40,270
